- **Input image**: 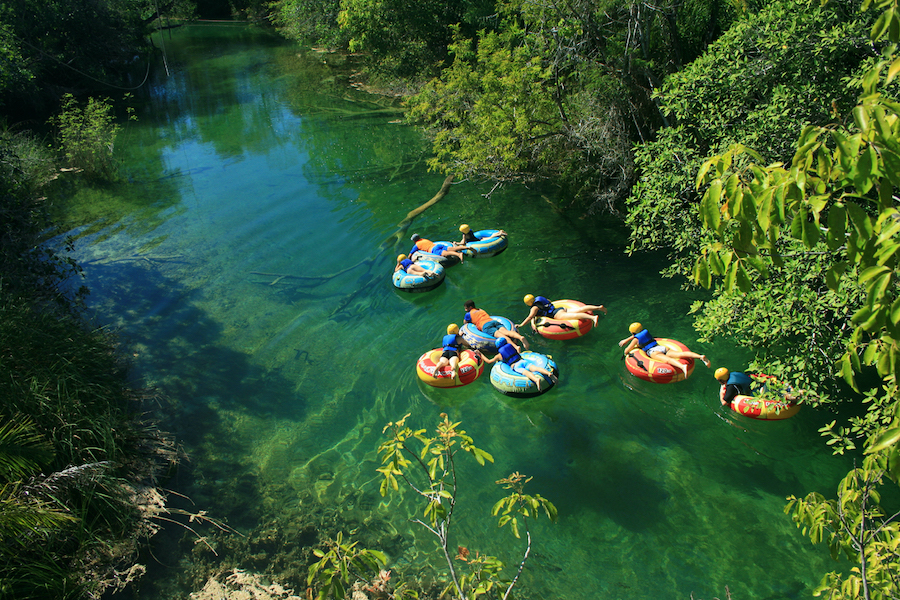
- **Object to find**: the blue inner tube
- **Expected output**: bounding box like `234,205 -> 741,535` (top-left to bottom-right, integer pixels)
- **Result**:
392,259 -> 445,292
490,351 -> 559,396
463,230 -> 508,258
460,315 -> 516,350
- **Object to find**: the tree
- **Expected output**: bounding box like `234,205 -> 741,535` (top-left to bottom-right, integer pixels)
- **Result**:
689,0 -> 900,594
376,413 -> 556,600
627,0 -> 873,276
0,0 -> 158,117
406,0 -> 744,210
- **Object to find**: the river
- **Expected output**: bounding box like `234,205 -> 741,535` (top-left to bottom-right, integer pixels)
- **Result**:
59,23 -> 851,600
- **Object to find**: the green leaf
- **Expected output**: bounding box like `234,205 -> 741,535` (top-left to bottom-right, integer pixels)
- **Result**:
826,261 -> 847,291
847,201 -> 874,238
701,182 -> 723,232
801,206 -> 820,247
860,265 -> 891,284
869,427 -> 900,454
853,106 -> 870,132
736,263 -> 752,293
891,296 -> 900,325
883,149 -> 900,188
826,203 -> 847,250
693,256 -> 711,288
852,145 -> 877,193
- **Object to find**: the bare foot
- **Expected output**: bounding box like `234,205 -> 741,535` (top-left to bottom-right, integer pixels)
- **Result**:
599,305 -> 608,314
591,315 -> 599,326
701,355 -> 711,368
680,364 -> 689,377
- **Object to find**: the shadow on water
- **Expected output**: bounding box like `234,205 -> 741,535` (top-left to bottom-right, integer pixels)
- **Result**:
83,260 -> 308,516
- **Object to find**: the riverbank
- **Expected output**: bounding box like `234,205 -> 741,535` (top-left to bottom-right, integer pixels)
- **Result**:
0,130 -> 179,599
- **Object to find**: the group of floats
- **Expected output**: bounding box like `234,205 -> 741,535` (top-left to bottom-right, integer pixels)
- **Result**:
416,306 -> 586,398
617,322 -> 800,420
391,225 -> 508,293
401,227 -> 800,420
416,290 -> 604,398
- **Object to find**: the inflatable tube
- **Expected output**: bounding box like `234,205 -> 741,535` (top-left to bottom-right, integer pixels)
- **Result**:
413,241 -> 461,266
534,299 -> 594,340
462,230 -> 508,258
730,395 -> 800,420
392,260 -> 445,292
416,348 -> 484,388
460,315 -> 517,350
625,338 -> 695,383
490,352 -> 559,397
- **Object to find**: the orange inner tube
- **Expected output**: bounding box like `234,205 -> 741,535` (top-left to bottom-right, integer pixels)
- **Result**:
416,348 -> 484,388
624,338 -> 695,384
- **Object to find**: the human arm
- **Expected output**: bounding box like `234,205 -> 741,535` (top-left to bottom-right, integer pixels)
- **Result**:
618,335 -> 635,348
620,337 -> 639,354
721,384 -> 743,406
518,306 -> 540,329
478,350 -> 500,364
456,334 -> 472,350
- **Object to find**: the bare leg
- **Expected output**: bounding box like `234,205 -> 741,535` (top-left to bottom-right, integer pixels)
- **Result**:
658,354 -> 689,377
497,327 -> 529,350
434,357 -> 449,374
515,367 -> 544,390
450,355 -> 460,381
527,363 -> 558,384
554,309 -> 600,327
669,350 -> 711,368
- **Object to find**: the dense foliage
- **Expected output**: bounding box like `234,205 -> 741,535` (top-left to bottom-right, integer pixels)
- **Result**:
623,0 -> 877,403
682,0 -> 900,595
403,0 -> 744,208
0,107 -> 173,600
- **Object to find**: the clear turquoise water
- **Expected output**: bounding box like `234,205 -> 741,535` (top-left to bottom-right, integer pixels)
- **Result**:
61,24 -> 854,599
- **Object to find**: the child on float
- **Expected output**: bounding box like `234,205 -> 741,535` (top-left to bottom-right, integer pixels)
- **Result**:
434,323 -> 471,382
714,367 -> 805,406
463,299 -> 529,350
457,223 -> 507,245
518,294 -> 606,330
480,337 -> 557,391
409,233 -> 467,263
617,322 -> 711,377
394,254 -> 438,277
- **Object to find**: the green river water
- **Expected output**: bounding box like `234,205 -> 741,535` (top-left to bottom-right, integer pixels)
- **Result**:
59,23 -> 856,600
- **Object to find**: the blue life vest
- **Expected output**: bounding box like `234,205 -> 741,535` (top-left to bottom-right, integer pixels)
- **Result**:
727,371 -> 753,395
499,343 -> 520,365
635,329 -> 657,352
442,334 -> 459,352
534,296 -> 555,317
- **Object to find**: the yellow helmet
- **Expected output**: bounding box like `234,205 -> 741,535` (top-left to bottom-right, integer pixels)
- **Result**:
629,322 -> 643,334
447,323 -> 459,335
397,254 -> 407,262
714,367 -> 730,381
524,294 -> 535,306
459,224 -> 471,233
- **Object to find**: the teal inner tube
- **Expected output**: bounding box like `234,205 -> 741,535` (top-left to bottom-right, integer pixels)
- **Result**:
391,259 -> 444,292
490,351 -> 559,397
463,230 -> 507,258
460,315 -> 516,350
